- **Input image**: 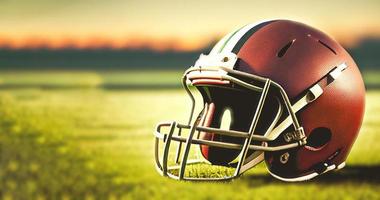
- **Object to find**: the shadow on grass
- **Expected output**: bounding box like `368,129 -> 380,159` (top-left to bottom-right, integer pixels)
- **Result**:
315,165 -> 380,183
243,165 -> 380,185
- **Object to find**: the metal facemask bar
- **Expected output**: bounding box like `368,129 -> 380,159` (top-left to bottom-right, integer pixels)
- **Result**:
154,56 -> 348,181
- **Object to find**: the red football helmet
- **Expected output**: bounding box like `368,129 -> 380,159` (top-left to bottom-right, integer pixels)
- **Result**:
154,19 -> 365,181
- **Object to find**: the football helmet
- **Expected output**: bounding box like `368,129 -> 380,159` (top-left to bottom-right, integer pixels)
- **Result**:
154,19 -> 365,181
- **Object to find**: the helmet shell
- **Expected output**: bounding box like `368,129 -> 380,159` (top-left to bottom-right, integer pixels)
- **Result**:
235,20 -> 365,178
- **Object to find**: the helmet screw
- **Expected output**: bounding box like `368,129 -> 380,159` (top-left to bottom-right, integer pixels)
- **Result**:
280,152 -> 290,164
222,57 -> 229,62
284,134 -> 292,142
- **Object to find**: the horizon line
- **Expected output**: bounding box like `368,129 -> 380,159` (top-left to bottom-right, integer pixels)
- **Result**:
0,35 -> 379,52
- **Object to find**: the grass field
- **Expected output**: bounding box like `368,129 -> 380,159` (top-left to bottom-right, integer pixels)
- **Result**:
0,70 -> 184,88
0,70 -> 380,199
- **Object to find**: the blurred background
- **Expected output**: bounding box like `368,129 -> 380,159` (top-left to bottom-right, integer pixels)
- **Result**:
0,0 -> 379,199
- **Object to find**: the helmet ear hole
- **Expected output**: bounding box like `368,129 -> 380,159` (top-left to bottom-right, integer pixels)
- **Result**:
305,127 -> 332,151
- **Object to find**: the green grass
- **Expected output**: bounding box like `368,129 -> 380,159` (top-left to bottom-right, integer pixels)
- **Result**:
0,89 -> 379,199
0,70 -> 184,88
362,70 -> 380,87
0,71 -> 379,199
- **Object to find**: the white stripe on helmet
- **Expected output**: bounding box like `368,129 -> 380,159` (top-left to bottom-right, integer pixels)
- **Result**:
220,20 -> 274,53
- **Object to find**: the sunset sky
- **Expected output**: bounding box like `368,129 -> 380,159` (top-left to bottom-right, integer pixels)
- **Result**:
0,0 -> 379,51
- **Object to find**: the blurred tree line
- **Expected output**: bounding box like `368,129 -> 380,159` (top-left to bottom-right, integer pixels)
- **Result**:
0,38 -> 379,70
